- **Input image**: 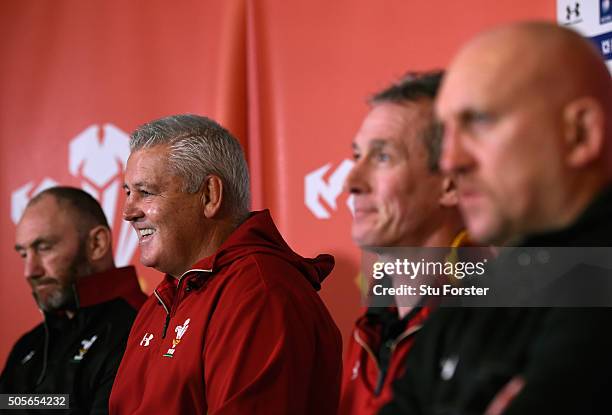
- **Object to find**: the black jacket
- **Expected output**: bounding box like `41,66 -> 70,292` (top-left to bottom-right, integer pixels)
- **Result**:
381,188 -> 612,415
0,266 -> 146,415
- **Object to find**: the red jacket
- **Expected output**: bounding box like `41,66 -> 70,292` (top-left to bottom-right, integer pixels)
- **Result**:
339,306 -> 430,415
109,210 -> 342,415
340,231 -> 474,414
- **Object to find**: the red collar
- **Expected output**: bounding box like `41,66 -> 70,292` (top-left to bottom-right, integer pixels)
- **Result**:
76,266 -> 146,310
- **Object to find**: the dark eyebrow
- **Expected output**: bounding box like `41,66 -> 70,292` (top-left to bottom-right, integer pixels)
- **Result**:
368,139 -> 390,149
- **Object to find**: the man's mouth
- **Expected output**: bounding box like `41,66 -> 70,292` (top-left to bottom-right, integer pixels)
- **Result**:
138,228 -> 156,240
354,208 -> 376,220
31,279 -> 58,290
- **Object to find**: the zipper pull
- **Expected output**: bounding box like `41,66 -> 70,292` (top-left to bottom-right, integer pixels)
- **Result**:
162,313 -> 171,339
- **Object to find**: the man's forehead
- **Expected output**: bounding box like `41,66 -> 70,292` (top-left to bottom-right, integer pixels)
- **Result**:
355,102 -> 430,147
437,29 -> 548,116
125,146 -> 172,182
16,202 -> 69,243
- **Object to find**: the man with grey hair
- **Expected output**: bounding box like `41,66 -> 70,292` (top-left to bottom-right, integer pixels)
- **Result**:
110,114 -> 342,414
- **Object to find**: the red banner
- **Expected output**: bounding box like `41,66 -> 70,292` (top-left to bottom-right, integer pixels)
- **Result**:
0,0 -> 553,365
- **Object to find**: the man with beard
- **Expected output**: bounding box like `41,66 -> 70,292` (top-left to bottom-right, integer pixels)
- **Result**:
1,187 -> 146,414
381,22 -> 612,414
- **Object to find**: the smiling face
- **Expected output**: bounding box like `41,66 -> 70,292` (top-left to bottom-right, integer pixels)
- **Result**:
15,195 -> 89,312
345,101 -> 445,248
123,145 -> 210,277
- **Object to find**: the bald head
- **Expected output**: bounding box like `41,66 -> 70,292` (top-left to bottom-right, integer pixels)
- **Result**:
437,22 -> 611,245
450,22 -> 610,123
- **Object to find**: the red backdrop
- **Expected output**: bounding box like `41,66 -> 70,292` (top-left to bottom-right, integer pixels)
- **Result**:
0,0 -> 554,365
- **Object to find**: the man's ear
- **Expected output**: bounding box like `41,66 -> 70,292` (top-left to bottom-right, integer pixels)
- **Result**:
564,97 -> 605,168
87,225 -> 112,262
201,175 -> 223,219
439,176 -> 458,208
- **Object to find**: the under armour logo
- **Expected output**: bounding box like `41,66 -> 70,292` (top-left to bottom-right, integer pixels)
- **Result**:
21,350 -> 35,364
566,2 -> 580,20
440,355 -> 459,381
351,360 -> 360,380
140,333 -> 154,347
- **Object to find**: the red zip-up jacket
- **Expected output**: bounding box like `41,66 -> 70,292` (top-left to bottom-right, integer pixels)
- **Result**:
109,210 -> 342,414
339,306 -> 430,414
340,231 -> 473,415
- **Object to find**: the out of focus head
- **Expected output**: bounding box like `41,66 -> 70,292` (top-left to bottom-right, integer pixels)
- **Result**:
345,71 -> 462,250
122,114 -> 250,277
437,22 -> 612,245
15,187 -> 114,312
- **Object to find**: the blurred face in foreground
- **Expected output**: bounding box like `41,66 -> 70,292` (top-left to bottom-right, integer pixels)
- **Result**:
15,196 -> 89,312
345,100 -> 445,248
436,26 -> 603,245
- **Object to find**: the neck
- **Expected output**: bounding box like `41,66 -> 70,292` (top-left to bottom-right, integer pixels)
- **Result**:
392,222 -> 465,319
507,175 -> 608,245
171,218 -> 239,278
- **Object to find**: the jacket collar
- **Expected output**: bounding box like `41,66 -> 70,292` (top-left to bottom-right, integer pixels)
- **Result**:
76,266 -> 145,310
523,185 -> 612,247
154,210 -> 334,311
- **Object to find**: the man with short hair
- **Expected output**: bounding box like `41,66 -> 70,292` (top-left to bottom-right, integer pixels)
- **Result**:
110,114 -> 342,414
382,22 -> 612,414
1,186 -> 146,413
339,71 -> 466,414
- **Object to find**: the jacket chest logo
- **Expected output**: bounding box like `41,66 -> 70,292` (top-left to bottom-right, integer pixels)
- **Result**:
351,360 -> 360,380
73,335 -> 98,361
140,333 -> 154,347
21,350 -> 35,364
163,318 -> 190,358
440,355 -> 459,381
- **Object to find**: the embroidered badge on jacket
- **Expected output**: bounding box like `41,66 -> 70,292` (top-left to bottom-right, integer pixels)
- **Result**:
73,335 -> 98,361
163,318 -> 190,358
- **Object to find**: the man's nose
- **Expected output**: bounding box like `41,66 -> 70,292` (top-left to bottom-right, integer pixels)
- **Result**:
343,160 -> 371,195
123,195 -> 144,222
24,252 -> 44,280
440,122 -> 474,175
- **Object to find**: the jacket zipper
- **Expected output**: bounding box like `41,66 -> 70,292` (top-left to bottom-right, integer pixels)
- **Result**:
153,290 -> 171,339
35,310 -> 49,386
154,268 -> 213,339
354,323 -> 423,395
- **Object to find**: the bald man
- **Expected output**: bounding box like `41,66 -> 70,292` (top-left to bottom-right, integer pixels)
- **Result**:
381,23 -> 612,415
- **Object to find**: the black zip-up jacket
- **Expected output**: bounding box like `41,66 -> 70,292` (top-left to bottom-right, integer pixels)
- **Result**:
380,188 -> 612,415
0,266 -> 146,414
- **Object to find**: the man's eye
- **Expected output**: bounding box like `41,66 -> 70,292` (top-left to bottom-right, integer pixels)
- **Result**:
37,244 -> 51,253
352,152 -> 361,161
139,189 -> 153,196
463,111 -> 494,126
376,153 -> 391,162
472,113 -> 492,123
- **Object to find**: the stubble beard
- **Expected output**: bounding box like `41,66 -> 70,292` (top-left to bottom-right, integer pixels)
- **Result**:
34,243 -> 91,313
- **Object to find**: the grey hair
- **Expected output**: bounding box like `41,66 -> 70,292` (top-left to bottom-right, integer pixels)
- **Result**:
130,114 -> 251,220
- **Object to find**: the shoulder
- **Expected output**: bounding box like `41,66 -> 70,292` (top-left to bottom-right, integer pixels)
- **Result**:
221,253 -> 316,295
